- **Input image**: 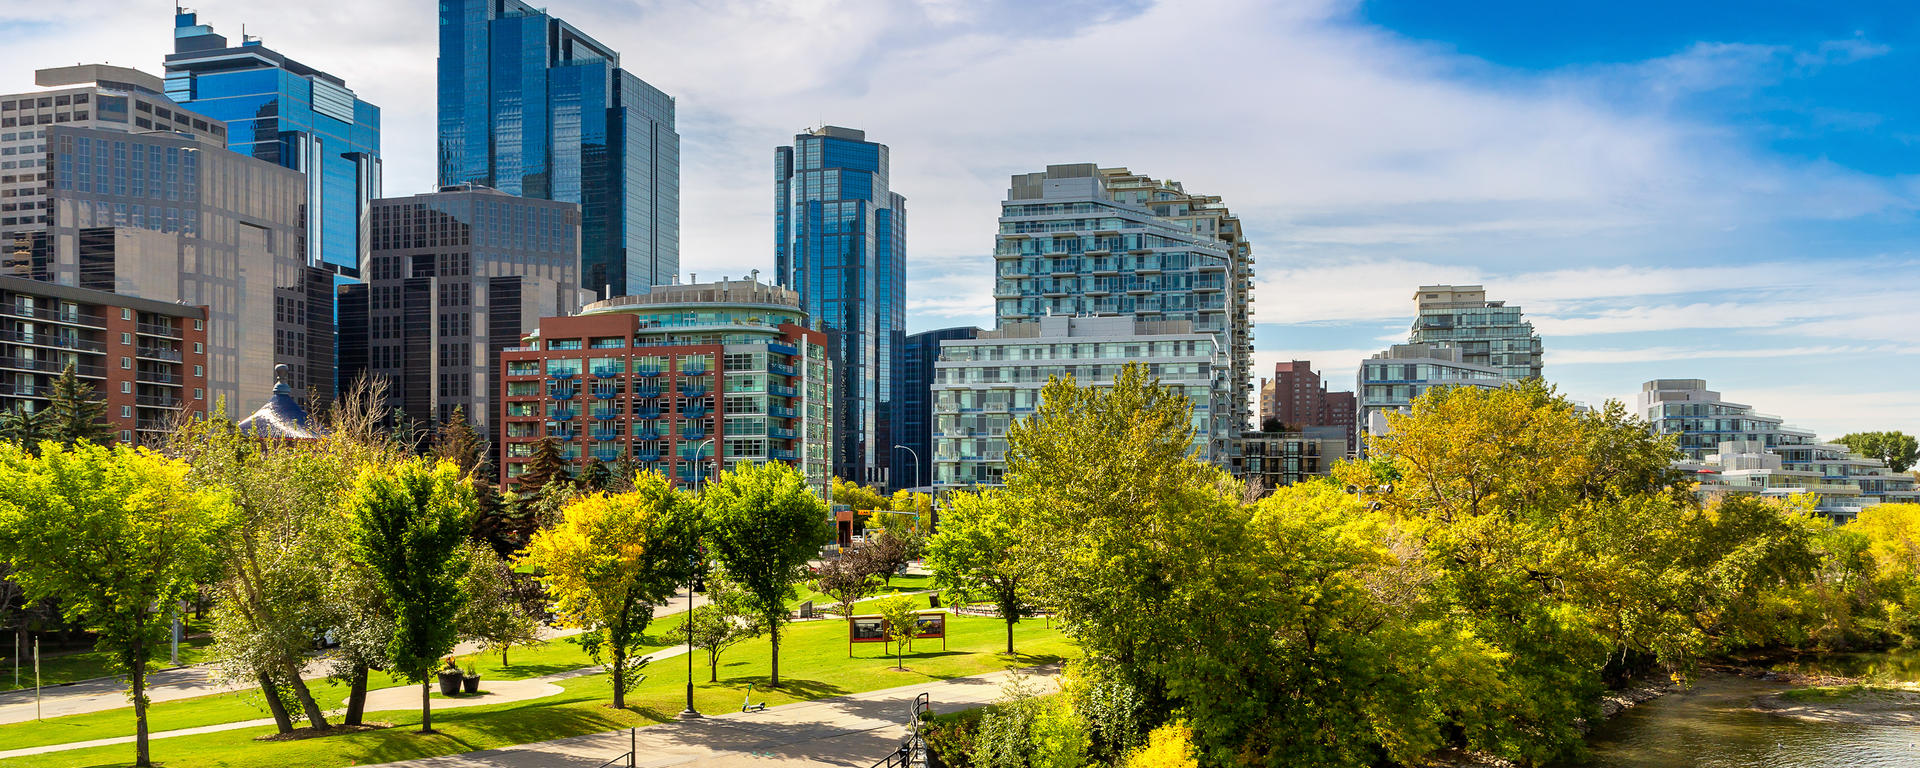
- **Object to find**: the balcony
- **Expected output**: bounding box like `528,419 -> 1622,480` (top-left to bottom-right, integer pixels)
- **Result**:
681,404 -> 709,420
548,384 -> 578,400
770,405 -> 797,419
0,357 -> 106,377
632,385 -> 661,399
680,364 -> 709,377
634,427 -> 661,441
135,394 -> 182,409
770,448 -> 797,462
136,419 -> 172,432
592,447 -> 622,462
591,366 -> 623,378
590,407 -> 620,420
549,427 -> 577,442
633,405 -> 662,420
769,383 -> 797,398
679,384 -> 710,399
135,322 -> 182,338
548,371 -> 578,381
635,366 -> 663,378
591,385 -> 619,399
767,341 -> 798,357
547,407 -> 576,421
0,328 -> 105,353
136,346 -> 183,362
1,304 -> 105,327
135,369 -> 178,385
633,450 -> 661,462
768,362 -> 797,378
770,426 -> 797,440
681,426 -> 708,441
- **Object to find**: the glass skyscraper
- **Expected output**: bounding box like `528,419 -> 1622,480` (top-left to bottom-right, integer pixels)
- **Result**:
437,0 -> 680,297
775,126 -> 906,486
164,10 -> 381,278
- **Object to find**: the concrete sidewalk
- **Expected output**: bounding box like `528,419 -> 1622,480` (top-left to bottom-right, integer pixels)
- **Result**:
366,665 -> 1061,768
0,589 -> 707,726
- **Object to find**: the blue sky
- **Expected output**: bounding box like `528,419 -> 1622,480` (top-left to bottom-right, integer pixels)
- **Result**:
3,0 -> 1917,436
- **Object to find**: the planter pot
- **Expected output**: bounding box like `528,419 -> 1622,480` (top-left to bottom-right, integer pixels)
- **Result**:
436,670 -> 464,696
463,675 -> 481,694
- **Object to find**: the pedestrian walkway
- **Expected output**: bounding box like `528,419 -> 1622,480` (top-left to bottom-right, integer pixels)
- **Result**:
0,646 -> 693,760
0,589 -> 709,726
366,665 -> 1061,768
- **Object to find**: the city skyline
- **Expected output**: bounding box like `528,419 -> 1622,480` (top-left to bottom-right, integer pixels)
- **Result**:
6,0 -> 1919,436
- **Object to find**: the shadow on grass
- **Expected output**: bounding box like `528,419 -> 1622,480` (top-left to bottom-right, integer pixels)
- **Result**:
339,699 -> 626,765
725,676 -> 849,700
486,662 -> 584,680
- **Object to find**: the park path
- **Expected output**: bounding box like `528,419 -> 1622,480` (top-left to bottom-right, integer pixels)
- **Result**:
0,588 -> 710,726
0,648 -> 692,760
365,665 -> 1061,768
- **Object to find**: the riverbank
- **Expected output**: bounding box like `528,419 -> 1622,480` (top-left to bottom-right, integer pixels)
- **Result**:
1754,683 -> 1920,725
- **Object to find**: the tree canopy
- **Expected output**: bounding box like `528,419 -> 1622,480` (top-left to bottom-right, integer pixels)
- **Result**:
1834,431 -> 1919,473
702,460 -> 831,687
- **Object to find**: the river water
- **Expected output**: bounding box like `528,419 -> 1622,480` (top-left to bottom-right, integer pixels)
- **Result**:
1578,651 -> 1920,768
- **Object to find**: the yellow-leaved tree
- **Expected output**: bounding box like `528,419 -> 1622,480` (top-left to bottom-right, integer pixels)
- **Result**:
520,470 -> 694,708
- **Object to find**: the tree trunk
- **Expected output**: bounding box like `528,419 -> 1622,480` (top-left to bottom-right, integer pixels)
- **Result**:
709,651 -> 718,682
419,679 -> 433,734
769,621 -> 781,687
501,644 -> 510,667
289,670 -> 329,730
1005,614 -> 1016,655
256,671 -> 294,734
131,648 -> 150,767
612,644 -> 626,709
343,664 -> 369,726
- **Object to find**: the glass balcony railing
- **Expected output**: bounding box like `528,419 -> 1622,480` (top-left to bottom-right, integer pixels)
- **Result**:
591,427 -> 622,442
769,362 -> 797,377
632,385 -> 661,399
548,407 -> 576,421
768,341 -> 798,357
634,406 -> 662,420
769,383 -> 797,398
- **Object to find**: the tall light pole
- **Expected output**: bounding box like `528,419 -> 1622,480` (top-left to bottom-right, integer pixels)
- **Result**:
679,436 -> 715,721
891,444 -> 920,491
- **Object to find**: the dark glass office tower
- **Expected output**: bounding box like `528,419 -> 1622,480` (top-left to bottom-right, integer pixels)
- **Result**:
437,0 -> 679,297
164,10 -> 381,278
775,126 -> 906,487
896,326 -> 977,489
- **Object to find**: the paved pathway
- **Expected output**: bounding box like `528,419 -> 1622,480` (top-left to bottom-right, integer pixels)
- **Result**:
0,646 -> 693,760
0,588 -> 708,726
365,665 -> 1061,768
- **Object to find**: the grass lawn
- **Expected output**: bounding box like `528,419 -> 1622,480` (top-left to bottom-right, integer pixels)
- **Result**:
1,613 -> 1074,768
0,621 -> 217,693
790,571 -> 938,609
0,614 -> 687,753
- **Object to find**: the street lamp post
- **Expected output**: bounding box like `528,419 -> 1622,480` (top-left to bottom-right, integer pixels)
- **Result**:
890,444 -> 920,491
679,437 -> 715,721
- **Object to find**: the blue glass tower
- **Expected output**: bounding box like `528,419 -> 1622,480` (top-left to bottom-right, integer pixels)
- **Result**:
437,0 -> 679,297
776,127 -> 906,486
164,10 -> 381,278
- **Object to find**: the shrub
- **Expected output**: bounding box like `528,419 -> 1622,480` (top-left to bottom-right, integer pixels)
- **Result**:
969,682 -> 1089,768
1124,721 -> 1199,768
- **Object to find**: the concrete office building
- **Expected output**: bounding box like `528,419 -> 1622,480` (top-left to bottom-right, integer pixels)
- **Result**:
0,275 -> 209,443
931,315 -> 1225,490
1,65 -> 226,259
439,0 -> 679,296
499,277 -> 831,496
895,326 -> 978,489
340,185 -> 585,434
1356,343 -> 1503,453
41,125 -> 319,412
1637,379 -> 1920,522
990,164 -> 1255,450
167,9 -> 381,277
1407,285 -> 1543,381
775,126 -> 906,486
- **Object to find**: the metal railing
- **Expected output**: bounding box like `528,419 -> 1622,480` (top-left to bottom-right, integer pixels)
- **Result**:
870,693 -> 931,768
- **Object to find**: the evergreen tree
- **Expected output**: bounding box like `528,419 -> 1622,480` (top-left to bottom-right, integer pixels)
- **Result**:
46,361 -> 110,447
577,458 -> 611,493
518,437 -> 571,497
0,406 -> 51,453
430,407 -> 488,476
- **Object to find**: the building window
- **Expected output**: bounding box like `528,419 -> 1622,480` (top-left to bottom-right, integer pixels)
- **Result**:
121,356 -> 131,369
193,342 -> 202,354
121,332 -> 131,345
194,319 -> 203,331
194,387 -> 203,400
120,406 -> 131,418
121,381 -> 131,394
194,365 -> 203,377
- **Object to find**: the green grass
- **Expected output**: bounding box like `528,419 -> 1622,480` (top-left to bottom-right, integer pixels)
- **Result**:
790,571 -> 938,609
1,613 -> 1074,768
0,615 -> 688,753
1779,683 -> 1912,702
0,621 -> 217,693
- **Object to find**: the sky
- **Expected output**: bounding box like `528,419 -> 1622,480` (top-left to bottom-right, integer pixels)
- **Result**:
4,0 -> 1918,437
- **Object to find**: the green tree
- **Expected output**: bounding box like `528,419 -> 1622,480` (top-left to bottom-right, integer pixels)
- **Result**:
831,477 -> 889,512
812,545 -> 881,623
578,458 -> 613,493
925,490 -> 1030,654
686,572 -> 765,681
46,361 -> 110,447
1834,431 -> 1920,473
518,437 -> 572,496
876,593 -> 917,670
702,460 -> 831,687
430,407 -> 488,474
0,406 -> 50,451
0,441 -> 235,767
520,473 -> 692,707
343,458 -> 475,734
455,541 -> 544,667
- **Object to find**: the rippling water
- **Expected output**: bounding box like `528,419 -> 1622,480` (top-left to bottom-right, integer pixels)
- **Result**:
1577,652 -> 1920,768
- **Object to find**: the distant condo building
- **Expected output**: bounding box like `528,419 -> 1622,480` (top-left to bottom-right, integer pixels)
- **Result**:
983,163 -> 1254,470
1259,360 -> 1357,456
1637,379 -> 1919,522
896,326 -> 979,489
774,126 -> 905,486
438,0 -> 679,296
498,277 -> 831,497
340,185 -> 586,435
167,9 -> 381,278
1,65 -> 226,262
1357,343 -> 1503,454
1237,428 -> 1347,494
0,275 -> 209,444
1408,285 -> 1542,381
932,316 -> 1226,490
